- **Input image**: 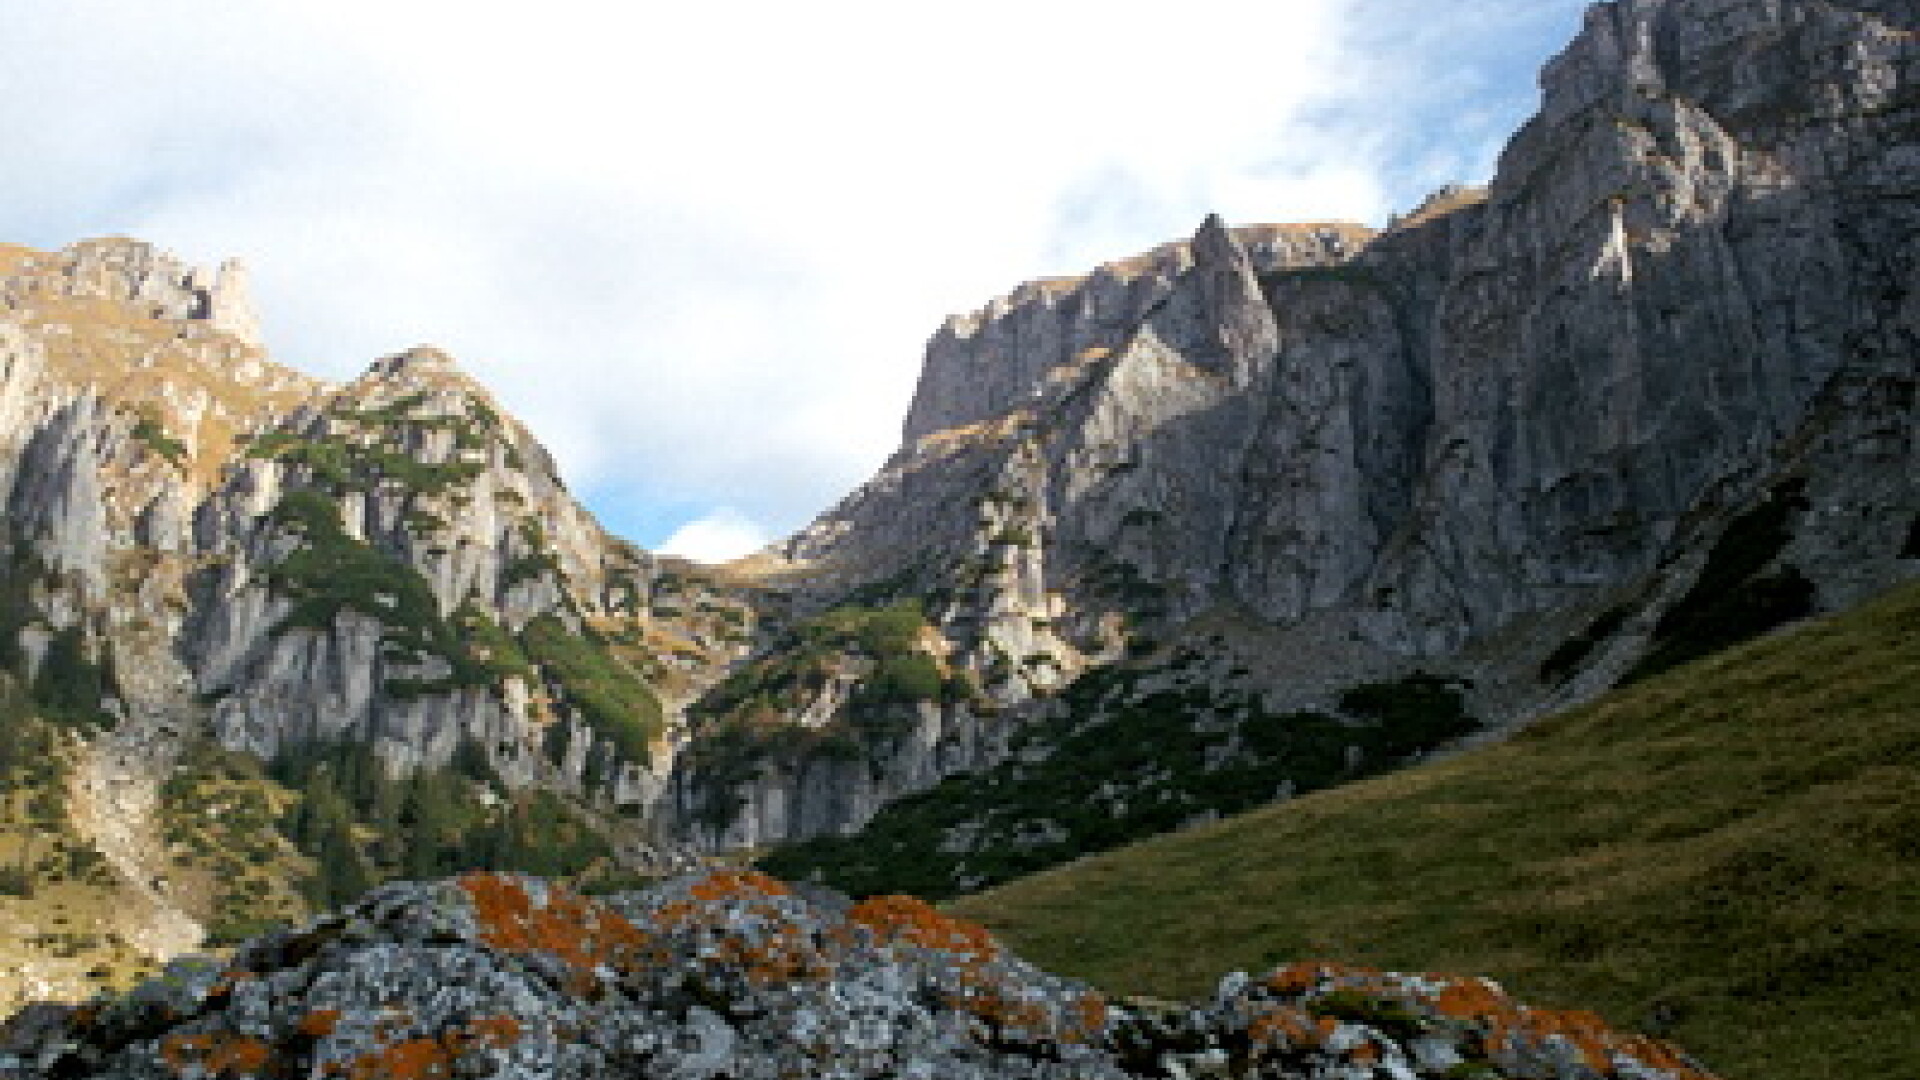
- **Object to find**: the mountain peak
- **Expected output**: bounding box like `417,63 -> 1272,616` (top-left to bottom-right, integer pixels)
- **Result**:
1189,211 -> 1251,272
0,237 -> 267,353
205,257 -> 264,350
365,344 -> 464,380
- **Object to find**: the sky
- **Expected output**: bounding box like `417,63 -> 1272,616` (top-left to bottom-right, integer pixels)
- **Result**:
1,0 -> 1590,562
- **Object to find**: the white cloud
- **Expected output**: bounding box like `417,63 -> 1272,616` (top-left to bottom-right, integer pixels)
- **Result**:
0,0 -> 1588,547
658,508 -> 772,565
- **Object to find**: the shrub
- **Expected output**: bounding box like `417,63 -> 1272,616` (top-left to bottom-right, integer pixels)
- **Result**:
862,652 -> 944,704
1336,673 -> 1478,747
130,406 -> 187,466
521,615 -> 664,763
0,861 -> 32,897
761,662 -> 1482,901
33,625 -> 116,728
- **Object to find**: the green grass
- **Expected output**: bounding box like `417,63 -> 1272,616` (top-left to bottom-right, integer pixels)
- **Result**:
521,615 -> 665,762
950,580 -> 1920,1080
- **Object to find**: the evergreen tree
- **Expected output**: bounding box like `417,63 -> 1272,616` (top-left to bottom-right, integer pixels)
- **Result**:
312,813 -> 373,908
399,772 -> 460,879
33,626 -> 108,725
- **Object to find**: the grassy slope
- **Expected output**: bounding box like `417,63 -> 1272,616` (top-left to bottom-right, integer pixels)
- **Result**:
950,580 -> 1920,1080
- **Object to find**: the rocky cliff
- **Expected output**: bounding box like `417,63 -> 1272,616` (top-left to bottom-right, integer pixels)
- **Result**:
0,238 -> 761,985
0,235 -> 766,783
687,0 -> 1920,853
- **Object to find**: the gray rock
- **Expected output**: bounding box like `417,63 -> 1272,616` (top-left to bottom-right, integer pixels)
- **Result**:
718,0 -> 1920,847
0,871 -> 1724,1079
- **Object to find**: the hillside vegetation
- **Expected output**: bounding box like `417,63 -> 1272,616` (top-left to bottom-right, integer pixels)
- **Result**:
761,664 -> 1479,900
951,579 -> 1920,1080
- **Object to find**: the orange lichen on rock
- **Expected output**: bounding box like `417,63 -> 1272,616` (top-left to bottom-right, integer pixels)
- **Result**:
943,981 -> 1054,1041
342,1036 -> 455,1080
1430,975 -> 1515,1022
160,1032 -> 274,1077
466,1013 -> 524,1050
1497,1006 -> 1723,1080
1516,1007 -> 1615,1072
66,1004 -> 101,1032
1245,1004 -> 1325,1049
848,894 -> 1000,962
937,968 -> 1102,1045
298,1009 -> 342,1038
1266,959 -> 1395,996
1066,992 -> 1109,1043
331,1014 -> 524,1080
1267,961 -> 1324,995
457,872 -> 655,980
1244,968 -> 1743,1076
712,921 -> 834,986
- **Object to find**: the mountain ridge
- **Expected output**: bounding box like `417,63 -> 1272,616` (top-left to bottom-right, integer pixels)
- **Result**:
0,235 -> 771,1001
0,0 -> 1915,1027
707,0 -> 1918,855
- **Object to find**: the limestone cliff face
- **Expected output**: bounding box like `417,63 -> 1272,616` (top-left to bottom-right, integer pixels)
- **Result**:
689,0 -> 1920,847
901,223 -> 1375,445
0,240 -> 759,908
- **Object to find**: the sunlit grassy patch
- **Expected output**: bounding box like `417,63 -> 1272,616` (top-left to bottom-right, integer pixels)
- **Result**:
952,580 -> 1920,1080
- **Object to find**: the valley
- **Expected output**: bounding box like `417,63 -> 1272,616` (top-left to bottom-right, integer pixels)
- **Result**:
0,0 -> 1916,1076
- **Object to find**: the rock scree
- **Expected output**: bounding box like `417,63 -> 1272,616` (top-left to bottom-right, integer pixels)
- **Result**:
0,870 -> 1720,1079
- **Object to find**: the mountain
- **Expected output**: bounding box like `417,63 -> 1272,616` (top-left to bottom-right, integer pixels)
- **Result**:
0,0 -> 1916,1028
0,869 -> 1723,1080
684,0 -> 1920,862
948,576 -> 1920,1080
0,239 -> 764,1008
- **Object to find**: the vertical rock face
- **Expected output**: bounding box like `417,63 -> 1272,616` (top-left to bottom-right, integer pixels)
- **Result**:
709,0 -> 1919,847
0,240 -> 760,871
901,222 -> 1373,444
205,259 -> 263,351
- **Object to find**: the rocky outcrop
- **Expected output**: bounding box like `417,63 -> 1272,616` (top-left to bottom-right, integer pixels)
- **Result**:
0,239 -> 763,960
0,870 -> 1722,1080
203,260 -> 262,351
693,0 -> 1920,848
902,222 -> 1374,443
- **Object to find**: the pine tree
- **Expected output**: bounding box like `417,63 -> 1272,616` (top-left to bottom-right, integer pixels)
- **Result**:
313,814 -> 373,908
